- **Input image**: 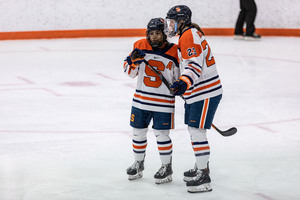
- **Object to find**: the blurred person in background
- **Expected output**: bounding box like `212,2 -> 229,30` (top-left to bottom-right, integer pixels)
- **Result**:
234,0 -> 261,40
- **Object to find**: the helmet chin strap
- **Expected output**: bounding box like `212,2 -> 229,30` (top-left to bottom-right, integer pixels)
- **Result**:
177,19 -> 189,35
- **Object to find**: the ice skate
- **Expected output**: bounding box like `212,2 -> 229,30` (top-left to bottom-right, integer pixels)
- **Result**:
186,169 -> 212,193
126,160 -> 144,180
154,163 -> 173,184
183,163 -> 198,182
233,34 -> 244,40
244,33 -> 261,41
184,162 -> 210,182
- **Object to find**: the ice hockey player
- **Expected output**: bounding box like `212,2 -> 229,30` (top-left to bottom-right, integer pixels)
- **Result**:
166,5 -> 223,192
123,17 -> 180,184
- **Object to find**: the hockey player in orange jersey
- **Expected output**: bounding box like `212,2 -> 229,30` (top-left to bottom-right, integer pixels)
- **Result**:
123,18 -> 180,184
166,5 -> 223,193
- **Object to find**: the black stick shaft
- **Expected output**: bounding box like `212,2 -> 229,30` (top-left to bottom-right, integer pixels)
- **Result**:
143,60 -> 174,94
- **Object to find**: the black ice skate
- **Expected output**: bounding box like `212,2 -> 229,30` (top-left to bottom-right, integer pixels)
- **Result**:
154,163 -> 173,184
244,33 -> 261,41
184,162 -> 210,182
126,160 -> 144,180
186,168 -> 212,193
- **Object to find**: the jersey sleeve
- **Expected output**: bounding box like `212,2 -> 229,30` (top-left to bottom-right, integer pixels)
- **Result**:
172,61 -> 181,83
123,57 -> 139,78
178,30 -> 205,88
123,41 -> 142,78
172,49 -> 181,83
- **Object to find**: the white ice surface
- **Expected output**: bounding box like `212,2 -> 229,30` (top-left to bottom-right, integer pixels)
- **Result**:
0,36 -> 300,200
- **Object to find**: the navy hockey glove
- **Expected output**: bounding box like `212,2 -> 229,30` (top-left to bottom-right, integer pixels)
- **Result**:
171,80 -> 187,95
126,48 -> 146,67
171,76 -> 192,95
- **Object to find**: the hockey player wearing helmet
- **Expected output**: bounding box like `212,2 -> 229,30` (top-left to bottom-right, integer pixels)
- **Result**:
146,18 -> 167,48
166,5 -> 223,193
123,18 -> 180,184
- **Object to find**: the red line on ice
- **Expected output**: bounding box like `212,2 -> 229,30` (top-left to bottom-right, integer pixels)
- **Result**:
97,73 -> 121,80
0,87 -> 62,96
0,119 -> 298,135
0,130 -> 132,137
254,193 -> 275,200
237,118 -> 300,127
254,125 -> 276,132
17,76 -> 35,84
40,88 -> 62,96
0,76 -> 35,86
217,53 -> 300,64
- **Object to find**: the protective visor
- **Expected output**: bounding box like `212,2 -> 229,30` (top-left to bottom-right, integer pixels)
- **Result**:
165,19 -> 177,38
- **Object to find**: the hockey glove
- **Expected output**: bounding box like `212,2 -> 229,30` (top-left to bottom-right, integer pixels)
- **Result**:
171,76 -> 192,95
126,48 -> 146,67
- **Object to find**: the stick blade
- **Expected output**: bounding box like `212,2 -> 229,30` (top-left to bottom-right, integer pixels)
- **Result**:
221,127 -> 237,137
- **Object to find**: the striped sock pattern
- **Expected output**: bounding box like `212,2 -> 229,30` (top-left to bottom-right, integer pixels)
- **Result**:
157,140 -> 173,155
188,126 -> 210,169
192,140 -> 210,169
132,139 -> 147,161
157,139 -> 173,164
192,141 -> 210,157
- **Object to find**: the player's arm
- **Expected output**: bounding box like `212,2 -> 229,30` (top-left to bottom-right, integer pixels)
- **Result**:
123,48 -> 146,78
180,42 -> 203,85
171,54 -> 181,83
171,42 -> 203,95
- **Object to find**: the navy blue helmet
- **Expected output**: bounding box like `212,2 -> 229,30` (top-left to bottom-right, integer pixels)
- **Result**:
147,18 -> 165,33
166,5 -> 192,25
146,18 -> 167,48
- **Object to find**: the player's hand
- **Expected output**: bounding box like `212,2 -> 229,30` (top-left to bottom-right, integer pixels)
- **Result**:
127,48 -> 146,65
171,79 -> 188,95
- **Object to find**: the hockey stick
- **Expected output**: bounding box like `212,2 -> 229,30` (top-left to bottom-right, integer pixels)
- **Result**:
143,60 -> 175,95
143,60 -> 237,137
211,124 -> 237,137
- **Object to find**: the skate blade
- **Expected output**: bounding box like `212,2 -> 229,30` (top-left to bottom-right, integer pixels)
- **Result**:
244,36 -> 261,41
155,175 -> 172,184
128,172 -> 143,180
187,183 -> 212,193
233,35 -> 244,40
183,176 -> 195,182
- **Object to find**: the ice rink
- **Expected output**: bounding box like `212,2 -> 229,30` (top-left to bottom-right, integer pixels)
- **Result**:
1,36 -> 300,200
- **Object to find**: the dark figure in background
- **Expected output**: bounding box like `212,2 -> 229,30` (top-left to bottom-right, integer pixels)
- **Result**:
234,0 -> 261,40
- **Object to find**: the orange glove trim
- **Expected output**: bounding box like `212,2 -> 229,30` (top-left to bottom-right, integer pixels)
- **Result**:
179,76 -> 192,90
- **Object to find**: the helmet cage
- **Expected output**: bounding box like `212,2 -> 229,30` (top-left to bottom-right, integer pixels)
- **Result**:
165,19 -> 178,38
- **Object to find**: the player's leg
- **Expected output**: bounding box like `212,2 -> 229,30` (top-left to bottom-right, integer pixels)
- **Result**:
184,95 -> 221,192
127,107 -> 152,180
243,0 -> 261,40
153,111 -> 174,184
186,127 -> 212,192
234,0 -> 247,38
